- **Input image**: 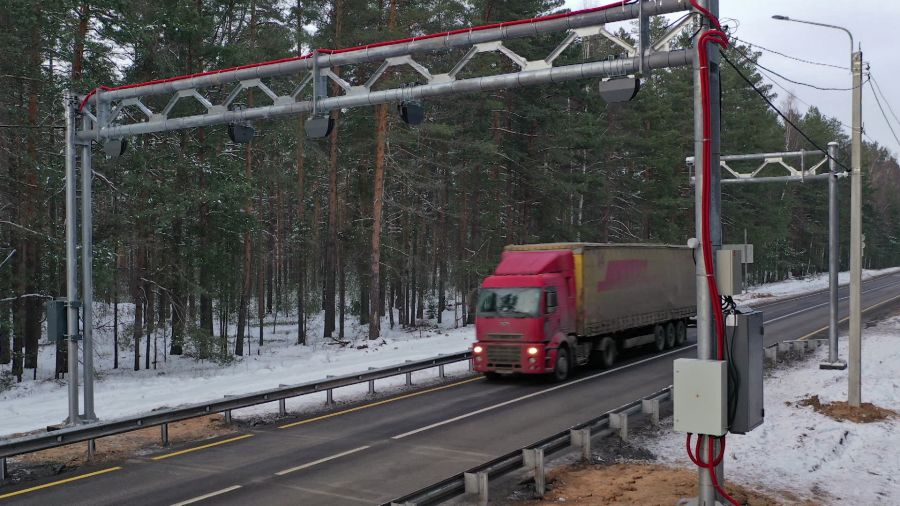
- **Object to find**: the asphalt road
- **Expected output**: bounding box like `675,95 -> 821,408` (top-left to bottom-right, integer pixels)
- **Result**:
3,272 -> 900,505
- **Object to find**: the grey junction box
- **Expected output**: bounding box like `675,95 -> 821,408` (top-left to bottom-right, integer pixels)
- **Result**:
725,310 -> 764,434
46,298 -> 68,343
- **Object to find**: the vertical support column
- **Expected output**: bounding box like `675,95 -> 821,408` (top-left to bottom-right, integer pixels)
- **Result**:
692,1 -> 722,504
848,50 -> 863,407
81,112 -> 97,422
63,91 -> 81,427
822,141 -> 846,370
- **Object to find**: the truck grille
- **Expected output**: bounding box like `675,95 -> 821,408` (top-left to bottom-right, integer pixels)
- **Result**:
486,345 -> 522,369
487,333 -> 523,340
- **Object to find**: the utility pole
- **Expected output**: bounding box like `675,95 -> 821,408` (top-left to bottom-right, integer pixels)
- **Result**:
821,142 -> 846,370
848,49 -> 863,406
771,14 -> 861,405
692,0 -> 722,503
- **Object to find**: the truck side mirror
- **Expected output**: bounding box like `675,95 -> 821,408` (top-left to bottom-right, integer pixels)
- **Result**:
546,290 -> 558,313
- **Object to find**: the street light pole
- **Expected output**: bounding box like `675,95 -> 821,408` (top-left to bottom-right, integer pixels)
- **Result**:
772,14 -> 861,405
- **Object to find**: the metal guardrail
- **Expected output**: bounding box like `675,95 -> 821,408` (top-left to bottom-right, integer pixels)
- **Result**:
0,351 -> 471,460
385,386 -> 672,506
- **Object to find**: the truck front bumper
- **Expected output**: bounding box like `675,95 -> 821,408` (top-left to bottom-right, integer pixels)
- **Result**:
472,343 -> 550,374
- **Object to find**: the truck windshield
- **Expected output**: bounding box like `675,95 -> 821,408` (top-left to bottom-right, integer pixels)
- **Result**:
477,288 -> 541,317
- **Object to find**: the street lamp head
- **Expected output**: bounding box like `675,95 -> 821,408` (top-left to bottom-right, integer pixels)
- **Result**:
771,15 -> 790,20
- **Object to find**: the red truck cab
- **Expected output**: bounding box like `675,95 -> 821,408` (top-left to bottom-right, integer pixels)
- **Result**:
472,250 -> 576,380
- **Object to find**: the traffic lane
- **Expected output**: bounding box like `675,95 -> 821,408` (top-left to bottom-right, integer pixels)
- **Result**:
749,271 -> 900,321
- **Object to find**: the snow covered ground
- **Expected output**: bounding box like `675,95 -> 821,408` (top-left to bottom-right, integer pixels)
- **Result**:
638,315 -> 900,504
734,266 -> 900,305
0,310 -> 475,437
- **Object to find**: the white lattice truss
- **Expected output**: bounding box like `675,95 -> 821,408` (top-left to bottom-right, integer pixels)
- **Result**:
76,0 -> 695,140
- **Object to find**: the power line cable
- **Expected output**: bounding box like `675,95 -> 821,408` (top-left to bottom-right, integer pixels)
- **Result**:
721,51 -> 849,171
748,61 -> 877,144
867,79 -> 900,149
869,72 -> 900,130
731,36 -> 848,70
731,44 -> 868,92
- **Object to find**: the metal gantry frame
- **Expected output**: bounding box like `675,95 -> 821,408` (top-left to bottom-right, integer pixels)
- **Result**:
687,144 -> 848,370
62,1 -> 727,504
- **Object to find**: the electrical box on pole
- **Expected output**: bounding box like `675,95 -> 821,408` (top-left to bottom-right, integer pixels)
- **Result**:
46,298 -> 68,343
715,249 -> 742,297
673,358 -> 727,436
725,310 -> 764,434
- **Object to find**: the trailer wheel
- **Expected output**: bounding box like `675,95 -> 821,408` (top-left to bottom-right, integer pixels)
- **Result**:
665,322 -> 677,349
552,347 -> 570,382
653,325 -> 666,352
675,320 -> 687,346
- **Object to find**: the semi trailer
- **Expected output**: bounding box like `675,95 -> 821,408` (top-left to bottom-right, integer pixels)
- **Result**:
472,243 -> 696,381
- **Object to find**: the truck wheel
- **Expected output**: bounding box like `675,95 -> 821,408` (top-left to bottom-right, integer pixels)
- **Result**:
665,322 -> 677,349
653,325 -> 666,352
552,348 -> 570,382
675,320 -> 687,346
599,337 -> 617,368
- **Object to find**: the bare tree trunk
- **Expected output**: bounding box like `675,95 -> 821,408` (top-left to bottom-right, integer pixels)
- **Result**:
132,247 -> 145,371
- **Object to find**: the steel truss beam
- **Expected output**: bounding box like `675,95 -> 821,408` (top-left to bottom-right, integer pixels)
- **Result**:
77,0 -> 692,140
686,149 -> 847,184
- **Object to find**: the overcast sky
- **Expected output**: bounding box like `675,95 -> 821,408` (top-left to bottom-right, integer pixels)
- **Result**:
565,0 -> 900,156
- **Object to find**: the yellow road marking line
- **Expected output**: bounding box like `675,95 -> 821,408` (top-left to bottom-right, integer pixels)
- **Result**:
798,292 -> 900,341
278,376 -> 484,430
151,434 -> 254,461
0,466 -> 121,500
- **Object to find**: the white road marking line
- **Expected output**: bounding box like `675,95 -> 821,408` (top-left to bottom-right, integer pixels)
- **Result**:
391,345 -> 697,440
171,485 -> 242,506
274,445 -> 372,476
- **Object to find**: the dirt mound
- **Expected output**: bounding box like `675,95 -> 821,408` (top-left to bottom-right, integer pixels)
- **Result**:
797,395 -> 896,423
8,415 -> 233,483
517,463 -> 808,506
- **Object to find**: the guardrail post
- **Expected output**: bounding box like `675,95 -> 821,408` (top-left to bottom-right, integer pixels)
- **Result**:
278,384 -> 288,416
641,398 -> 661,426
161,423 -> 169,447
224,410 -> 232,425
468,358 -> 474,371
368,368 -> 377,395
523,448 -> 545,497
609,412 -> 629,440
406,372 -> 413,386
570,428 -> 592,463
87,439 -> 96,460
463,471 -> 489,506
1,457 -> 7,482
327,389 -> 334,406
764,345 -> 777,365
777,341 -> 790,361
439,364 -> 446,379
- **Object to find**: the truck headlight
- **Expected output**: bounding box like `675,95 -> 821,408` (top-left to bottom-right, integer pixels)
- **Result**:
527,346 -> 539,355
473,345 -> 483,354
